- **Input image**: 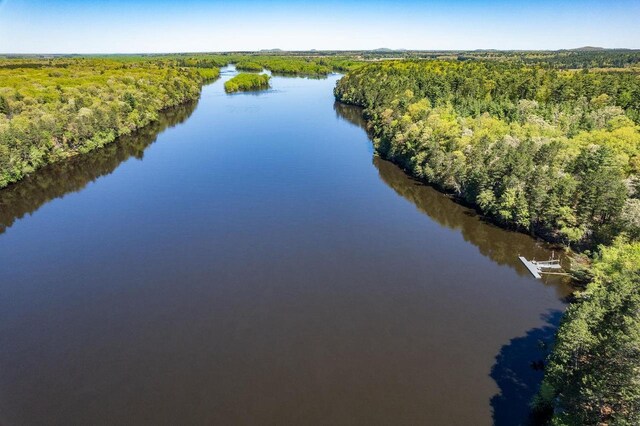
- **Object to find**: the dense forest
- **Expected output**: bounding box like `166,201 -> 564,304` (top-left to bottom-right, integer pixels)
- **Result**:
534,240 -> 640,425
334,58 -> 640,424
335,60 -> 640,248
0,57 -> 218,189
454,49 -> 640,69
224,73 -> 271,93
326,49 -> 640,70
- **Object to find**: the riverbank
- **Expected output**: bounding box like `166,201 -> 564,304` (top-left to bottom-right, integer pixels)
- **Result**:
334,61 -> 640,425
0,58 -> 218,190
334,61 -> 640,251
0,100 -> 199,235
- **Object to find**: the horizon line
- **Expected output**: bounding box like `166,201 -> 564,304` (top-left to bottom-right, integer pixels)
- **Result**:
2,47 -> 640,56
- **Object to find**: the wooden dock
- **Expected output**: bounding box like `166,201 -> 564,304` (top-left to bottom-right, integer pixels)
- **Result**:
532,259 -> 561,269
519,256 -> 542,278
519,256 -> 563,279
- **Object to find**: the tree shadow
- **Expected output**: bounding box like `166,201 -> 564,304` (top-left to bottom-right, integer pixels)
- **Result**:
490,310 -> 563,426
0,100 -> 198,236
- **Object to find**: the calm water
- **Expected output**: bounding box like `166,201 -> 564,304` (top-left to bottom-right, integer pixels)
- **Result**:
0,67 -> 570,425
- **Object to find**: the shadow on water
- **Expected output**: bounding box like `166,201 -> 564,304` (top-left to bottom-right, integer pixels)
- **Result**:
226,88 -> 274,97
334,100 -> 570,425
0,99 -> 198,235
490,310 -> 563,426
372,158 -> 571,285
270,72 -> 328,80
334,101 -> 367,129
334,101 -> 572,294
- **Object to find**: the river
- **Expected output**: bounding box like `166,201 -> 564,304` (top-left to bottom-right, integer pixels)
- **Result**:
0,66 -> 570,425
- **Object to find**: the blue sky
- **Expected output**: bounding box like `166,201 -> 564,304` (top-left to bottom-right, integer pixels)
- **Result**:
1,0 -> 639,53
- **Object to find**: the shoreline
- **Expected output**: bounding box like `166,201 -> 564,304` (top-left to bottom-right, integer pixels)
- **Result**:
0,77 -> 216,192
337,99 -> 582,276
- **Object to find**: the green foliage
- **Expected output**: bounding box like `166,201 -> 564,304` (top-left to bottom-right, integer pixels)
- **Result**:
252,57 -> 332,75
0,57 -> 218,189
224,73 -> 270,93
0,100 -> 198,235
540,240 -> 640,425
621,198 -> 640,239
195,67 -> 220,81
335,60 -> 640,247
572,146 -> 628,242
235,61 -> 263,72
0,95 -> 8,116
230,55 -> 363,76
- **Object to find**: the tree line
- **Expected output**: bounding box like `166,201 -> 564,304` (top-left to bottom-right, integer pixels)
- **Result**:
335,60 -> 640,248
0,57 -> 218,189
232,55 -> 361,76
334,58 -> 640,424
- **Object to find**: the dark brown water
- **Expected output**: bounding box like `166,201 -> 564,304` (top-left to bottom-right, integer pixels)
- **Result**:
0,67 -> 570,425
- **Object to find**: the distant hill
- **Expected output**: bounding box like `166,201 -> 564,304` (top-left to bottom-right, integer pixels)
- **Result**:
570,46 -> 606,51
370,48 -> 406,52
260,48 -> 283,53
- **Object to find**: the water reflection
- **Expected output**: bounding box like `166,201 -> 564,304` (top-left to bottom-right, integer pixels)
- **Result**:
334,102 -> 571,296
0,100 -> 198,235
333,101 -> 367,129
373,159 -> 570,290
271,73 -> 328,80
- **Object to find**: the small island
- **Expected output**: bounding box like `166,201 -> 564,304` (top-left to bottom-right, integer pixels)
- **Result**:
235,61 -> 263,72
224,73 -> 270,93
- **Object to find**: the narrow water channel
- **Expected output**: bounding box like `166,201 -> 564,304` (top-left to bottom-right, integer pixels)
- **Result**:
0,66 -> 570,425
